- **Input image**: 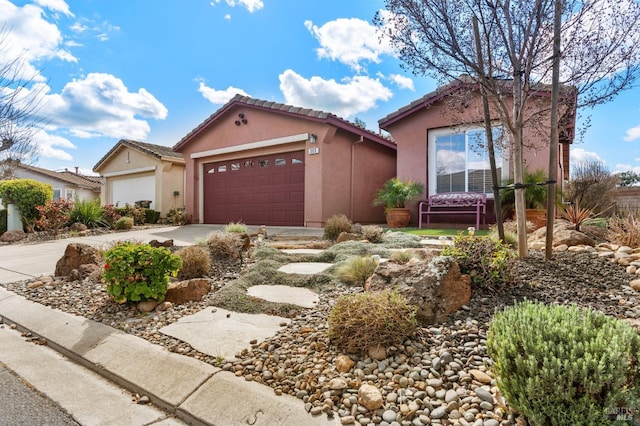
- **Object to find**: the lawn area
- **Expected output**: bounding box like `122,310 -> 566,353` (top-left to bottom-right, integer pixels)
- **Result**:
399,228 -> 491,237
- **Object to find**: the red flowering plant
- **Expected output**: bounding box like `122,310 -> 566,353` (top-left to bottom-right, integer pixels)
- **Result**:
34,199 -> 74,237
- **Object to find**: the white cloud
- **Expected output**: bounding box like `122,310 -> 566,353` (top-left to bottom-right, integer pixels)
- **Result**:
614,163 -> 640,174
33,0 -> 74,17
33,130 -> 75,161
570,147 -> 605,164
279,69 -> 393,118
0,0 -> 76,79
226,0 -> 264,13
624,125 -> 640,142
224,14 -> 231,20
40,73 -> 168,141
198,81 -> 249,105
304,18 -> 396,72
389,74 -> 414,91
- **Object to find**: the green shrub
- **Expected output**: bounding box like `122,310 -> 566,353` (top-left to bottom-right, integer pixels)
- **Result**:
487,301 -> 640,425
117,205 -> 146,225
336,256 -> 379,286
327,290 -> 417,353
103,242 -> 182,303
167,208 -> 187,225
144,209 -> 160,224
34,199 -> 73,236
323,213 -> 352,241
113,216 -> 134,230
176,245 -> 211,279
206,230 -> 242,259
360,224 -> 383,243
225,221 -> 247,233
0,179 -> 53,231
70,198 -> 105,228
441,234 -> 514,290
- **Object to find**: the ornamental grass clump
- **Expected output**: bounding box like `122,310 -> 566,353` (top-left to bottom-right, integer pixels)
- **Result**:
206,230 -> 243,259
323,213 -> 353,241
336,255 -> 379,286
487,301 -> 640,426
327,290 -> 416,353
224,221 -> 248,234
441,234 -> 514,291
103,242 -> 182,303
176,245 -> 211,279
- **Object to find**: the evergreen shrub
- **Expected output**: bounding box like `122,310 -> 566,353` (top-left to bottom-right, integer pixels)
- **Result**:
103,242 -> 182,303
487,301 -> 640,425
0,179 -> 53,230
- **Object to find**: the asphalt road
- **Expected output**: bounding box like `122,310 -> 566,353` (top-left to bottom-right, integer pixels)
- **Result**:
0,363 -> 79,426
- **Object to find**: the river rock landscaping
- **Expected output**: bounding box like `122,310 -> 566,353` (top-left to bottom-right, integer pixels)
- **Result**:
2,227 -> 640,426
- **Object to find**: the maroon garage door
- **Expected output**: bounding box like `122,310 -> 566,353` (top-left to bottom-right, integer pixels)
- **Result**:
203,151 -> 305,226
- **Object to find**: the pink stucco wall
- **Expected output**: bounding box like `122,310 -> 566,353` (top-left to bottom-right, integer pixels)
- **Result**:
384,93 -> 566,225
175,103 -> 396,226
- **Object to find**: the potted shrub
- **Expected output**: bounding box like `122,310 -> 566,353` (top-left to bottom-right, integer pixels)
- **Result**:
500,169 -> 548,229
374,177 -> 424,228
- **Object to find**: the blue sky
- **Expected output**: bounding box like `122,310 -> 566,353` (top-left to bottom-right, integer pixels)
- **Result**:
1,0 -> 639,176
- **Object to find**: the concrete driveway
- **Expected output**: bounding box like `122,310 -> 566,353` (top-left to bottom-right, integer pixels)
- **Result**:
0,224 -> 324,284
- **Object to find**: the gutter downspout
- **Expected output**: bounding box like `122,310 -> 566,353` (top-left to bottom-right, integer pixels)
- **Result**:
350,136 -> 365,220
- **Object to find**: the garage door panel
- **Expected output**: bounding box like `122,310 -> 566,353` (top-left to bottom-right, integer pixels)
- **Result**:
203,151 -> 304,226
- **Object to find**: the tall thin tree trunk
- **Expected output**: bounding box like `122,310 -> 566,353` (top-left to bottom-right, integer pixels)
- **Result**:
545,0 -> 562,260
473,16 -> 504,240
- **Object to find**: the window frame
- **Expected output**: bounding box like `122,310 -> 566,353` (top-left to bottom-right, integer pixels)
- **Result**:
427,125 -> 509,197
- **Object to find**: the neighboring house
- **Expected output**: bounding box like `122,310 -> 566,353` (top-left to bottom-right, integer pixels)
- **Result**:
93,140 -> 185,216
378,78 -> 577,225
7,162 -> 102,202
173,95 -> 397,227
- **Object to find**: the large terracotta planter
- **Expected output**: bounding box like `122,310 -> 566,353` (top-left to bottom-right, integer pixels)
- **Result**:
385,208 -> 411,228
525,208 -> 547,229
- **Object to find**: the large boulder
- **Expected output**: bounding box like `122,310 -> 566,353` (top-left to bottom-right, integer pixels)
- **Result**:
0,230 -> 26,242
165,278 -> 211,304
366,257 -> 471,324
54,243 -> 102,278
528,221 -> 596,247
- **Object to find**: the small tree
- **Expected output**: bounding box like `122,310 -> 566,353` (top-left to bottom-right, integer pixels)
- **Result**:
564,161 -> 617,216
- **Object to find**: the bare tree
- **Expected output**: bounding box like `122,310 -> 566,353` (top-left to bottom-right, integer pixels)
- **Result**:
565,161 -> 618,216
375,0 -> 640,257
0,26 -> 45,179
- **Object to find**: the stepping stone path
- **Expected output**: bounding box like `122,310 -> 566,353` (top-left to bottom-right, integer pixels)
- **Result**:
247,285 -> 319,308
160,307 -> 290,361
277,262 -> 333,274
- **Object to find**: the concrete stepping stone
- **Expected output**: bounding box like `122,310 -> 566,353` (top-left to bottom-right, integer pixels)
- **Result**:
247,285 -> 319,308
280,248 -> 325,255
277,262 -> 332,274
160,307 -> 289,361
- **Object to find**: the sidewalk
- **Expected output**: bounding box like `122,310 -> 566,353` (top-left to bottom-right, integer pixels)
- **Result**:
0,225 -> 335,426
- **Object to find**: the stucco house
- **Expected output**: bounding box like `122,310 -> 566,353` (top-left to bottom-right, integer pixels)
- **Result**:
173,95 -> 397,227
93,140 -> 185,217
379,78 -> 577,226
6,162 -> 102,202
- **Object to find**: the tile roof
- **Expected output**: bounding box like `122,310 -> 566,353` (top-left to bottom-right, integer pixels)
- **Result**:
13,163 -> 102,190
174,94 -> 396,151
93,139 -> 184,172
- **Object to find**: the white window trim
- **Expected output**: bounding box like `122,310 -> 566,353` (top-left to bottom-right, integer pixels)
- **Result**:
427,126 -> 509,197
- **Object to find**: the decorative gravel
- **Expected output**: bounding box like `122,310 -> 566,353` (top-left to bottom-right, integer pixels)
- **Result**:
2,249 -> 639,426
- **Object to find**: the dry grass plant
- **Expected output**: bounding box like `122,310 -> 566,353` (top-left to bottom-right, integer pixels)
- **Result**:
607,213 -> 640,248
323,214 -> 353,241
327,290 -> 417,353
206,230 -> 243,259
360,225 -> 384,243
390,250 -> 417,264
336,256 -> 379,286
176,245 -> 212,279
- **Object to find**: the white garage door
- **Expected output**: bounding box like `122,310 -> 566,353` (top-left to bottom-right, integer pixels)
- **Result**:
111,175 -> 155,208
